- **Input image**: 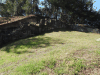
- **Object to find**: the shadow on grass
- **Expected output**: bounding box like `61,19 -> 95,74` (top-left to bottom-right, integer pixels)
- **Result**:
0,27 -> 73,54
0,27 -> 89,54
1,36 -> 63,54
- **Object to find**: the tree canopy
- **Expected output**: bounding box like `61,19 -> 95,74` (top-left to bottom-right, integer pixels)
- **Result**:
0,0 -> 100,28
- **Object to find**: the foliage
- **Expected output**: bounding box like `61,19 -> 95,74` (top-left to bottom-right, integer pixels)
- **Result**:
0,0 -> 100,28
0,0 -> 41,16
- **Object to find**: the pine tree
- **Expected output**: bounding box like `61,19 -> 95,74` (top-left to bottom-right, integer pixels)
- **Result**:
22,0 -> 32,15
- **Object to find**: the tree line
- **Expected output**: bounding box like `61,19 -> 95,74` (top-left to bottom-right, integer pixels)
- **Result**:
0,0 -> 100,28
0,0 -> 41,16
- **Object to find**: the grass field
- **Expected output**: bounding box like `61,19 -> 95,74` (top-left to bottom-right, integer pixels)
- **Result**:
0,29 -> 100,75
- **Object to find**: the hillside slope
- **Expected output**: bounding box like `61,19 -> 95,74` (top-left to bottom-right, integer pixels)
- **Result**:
0,30 -> 100,75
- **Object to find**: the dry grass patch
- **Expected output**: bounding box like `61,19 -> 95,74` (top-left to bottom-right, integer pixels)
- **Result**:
72,45 -> 100,75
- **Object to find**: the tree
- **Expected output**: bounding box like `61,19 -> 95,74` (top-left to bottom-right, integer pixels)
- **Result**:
22,0 -> 32,15
3,0 -> 24,16
48,0 -> 98,25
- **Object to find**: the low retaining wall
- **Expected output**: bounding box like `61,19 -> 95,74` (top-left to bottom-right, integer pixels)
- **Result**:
0,18 -> 66,46
69,24 -> 100,34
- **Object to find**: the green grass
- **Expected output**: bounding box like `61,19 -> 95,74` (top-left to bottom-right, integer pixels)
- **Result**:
0,29 -> 100,75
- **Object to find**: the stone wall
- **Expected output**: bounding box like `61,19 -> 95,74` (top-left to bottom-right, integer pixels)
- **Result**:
69,24 -> 100,34
0,16 -> 67,46
0,16 -> 43,45
3,16 -> 100,47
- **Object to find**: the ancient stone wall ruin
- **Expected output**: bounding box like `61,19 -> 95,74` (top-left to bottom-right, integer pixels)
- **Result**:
1,15 -> 100,47
0,15 -> 66,46
69,24 -> 100,33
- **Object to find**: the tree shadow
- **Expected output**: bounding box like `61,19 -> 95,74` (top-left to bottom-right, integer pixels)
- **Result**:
1,36 -> 64,54
0,26 -> 74,54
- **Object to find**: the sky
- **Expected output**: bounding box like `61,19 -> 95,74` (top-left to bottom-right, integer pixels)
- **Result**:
1,0 -> 100,11
93,0 -> 100,11
38,0 -> 44,8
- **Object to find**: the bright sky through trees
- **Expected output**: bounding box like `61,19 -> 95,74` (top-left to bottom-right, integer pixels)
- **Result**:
39,0 -> 44,8
93,0 -> 100,11
1,0 -> 100,11
38,0 -> 100,11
